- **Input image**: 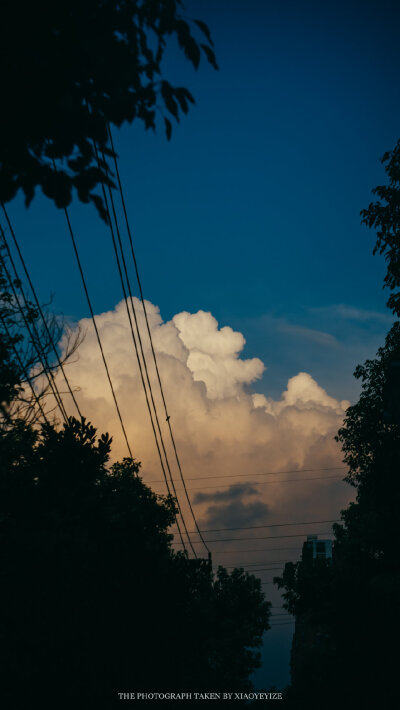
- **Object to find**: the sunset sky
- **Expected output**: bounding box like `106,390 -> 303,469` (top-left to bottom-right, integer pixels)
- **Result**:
6,0 -> 400,688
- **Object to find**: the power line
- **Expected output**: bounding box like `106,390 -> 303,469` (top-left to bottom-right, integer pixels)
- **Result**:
1,204 -> 82,419
146,466 -> 347,484
172,531 -> 334,545
0,311 -> 48,423
186,519 -> 340,534
222,559 -> 296,569
176,475 -> 345,492
153,476 -> 345,495
211,546 -> 304,555
105,127 -> 209,556
213,567 -> 285,575
96,144 -> 190,555
94,144 -> 193,557
54,180 -> 134,458
213,566 -> 285,574
0,226 -> 69,424
216,564 -> 294,574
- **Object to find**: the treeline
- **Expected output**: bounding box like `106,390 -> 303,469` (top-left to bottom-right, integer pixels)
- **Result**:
275,141 -> 400,709
0,256 -> 270,708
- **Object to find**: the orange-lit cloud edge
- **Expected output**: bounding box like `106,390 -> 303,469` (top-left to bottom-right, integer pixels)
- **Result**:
51,299 -> 354,560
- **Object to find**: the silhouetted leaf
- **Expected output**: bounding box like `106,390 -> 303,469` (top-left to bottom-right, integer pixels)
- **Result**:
165,117 -> 172,140
90,193 -> 108,223
194,19 -> 214,47
201,43 -> 219,70
0,1 -> 217,219
161,81 -> 179,119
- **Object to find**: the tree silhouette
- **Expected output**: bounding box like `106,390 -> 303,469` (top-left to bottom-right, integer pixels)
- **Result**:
0,243 -> 82,426
274,142 -> 400,709
0,261 -> 271,708
1,425 -> 270,707
361,139 -> 400,317
0,0 -> 217,218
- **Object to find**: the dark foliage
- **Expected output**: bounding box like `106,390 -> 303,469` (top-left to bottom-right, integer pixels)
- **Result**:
274,143 -> 400,709
0,241 -> 82,426
0,248 -> 36,413
0,0 -> 217,219
361,139 -> 400,317
0,263 -> 270,708
1,423 -> 270,707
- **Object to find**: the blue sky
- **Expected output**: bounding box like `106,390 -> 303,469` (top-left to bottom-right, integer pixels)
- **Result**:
5,0 -> 400,689
8,0 -> 399,405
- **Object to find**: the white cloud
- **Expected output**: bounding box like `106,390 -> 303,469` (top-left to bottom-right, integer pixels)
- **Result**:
173,310 -> 265,399
50,299 -> 353,554
278,323 -> 339,347
311,304 -> 393,324
255,372 -> 349,417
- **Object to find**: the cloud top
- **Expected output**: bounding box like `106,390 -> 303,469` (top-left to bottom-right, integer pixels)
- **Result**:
173,310 -> 265,399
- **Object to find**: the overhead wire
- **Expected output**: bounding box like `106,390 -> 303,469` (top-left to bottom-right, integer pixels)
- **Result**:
185,519 -> 340,534
107,124 -> 210,556
1,204 -> 82,419
211,540 -> 329,568
222,559 -> 297,569
146,465 -> 347,484
238,565 -> 283,574
212,546 -> 305,555
51,163 -> 134,458
0,225 -> 69,424
0,311 -> 49,424
176,519 -> 337,564
172,531 -> 334,546
211,560 -> 286,576
94,143 -> 190,555
171,475 -> 345,492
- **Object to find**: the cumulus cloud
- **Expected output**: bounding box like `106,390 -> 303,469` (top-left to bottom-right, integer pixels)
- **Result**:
253,372 -> 348,417
173,310 -> 265,399
50,298 -> 353,560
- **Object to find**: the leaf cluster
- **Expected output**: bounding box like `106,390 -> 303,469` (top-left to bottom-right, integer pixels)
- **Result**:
0,250 -> 82,426
0,0 -> 217,218
361,139 -> 400,316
